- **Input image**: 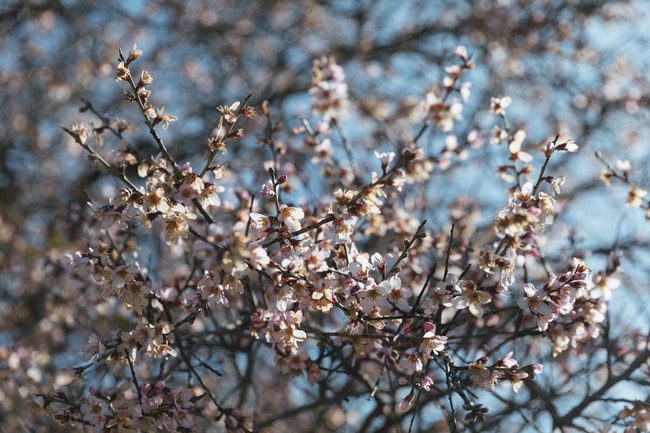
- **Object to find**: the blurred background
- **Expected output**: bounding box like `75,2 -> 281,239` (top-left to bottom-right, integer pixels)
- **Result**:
1,0 -> 650,431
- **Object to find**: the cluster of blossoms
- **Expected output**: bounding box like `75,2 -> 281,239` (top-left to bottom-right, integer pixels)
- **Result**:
395,321 -> 448,387
420,46 -> 474,133
249,205 -> 305,239
34,382 -> 196,433
467,351 -> 543,393
485,169 -> 563,290
598,153 -> 650,218
608,402 -> 650,433
66,243 -> 151,315
518,256 -> 621,356
34,44 -> 643,433
481,101 -> 626,357
310,56 -> 349,122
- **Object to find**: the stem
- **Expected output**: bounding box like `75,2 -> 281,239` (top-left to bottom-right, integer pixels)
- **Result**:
532,156 -> 551,196
331,117 -> 355,166
387,219 -> 427,276
199,92 -> 255,177
125,349 -> 144,410
443,222 -> 456,281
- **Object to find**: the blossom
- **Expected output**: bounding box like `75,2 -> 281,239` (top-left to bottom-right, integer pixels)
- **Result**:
419,374 -> 434,391
141,393 -> 163,413
518,283 -> 554,331
70,123 -> 92,144
198,272 -> 229,307
144,187 -> 170,213
217,101 -> 241,123
249,212 -> 272,239
478,250 -> 497,274
626,186 -> 647,207
590,272 -> 621,301
454,45 -> 468,59
491,352 -> 532,393
398,350 -> 423,375
173,173 -> 204,205
420,285 -> 452,316
199,182 -> 225,208
491,126 -> 509,144
173,388 -> 194,410
379,276 -> 411,311
249,244 -> 270,269
278,205 -> 305,231
423,87 -> 463,132
175,410 -> 194,429
600,169 -> 614,186
509,130 -> 532,163
460,81 -> 472,102
541,137 -> 579,155
310,56 -> 348,121
448,280 -> 492,318
147,106 -> 177,129
117,279 -> 149,313
260,181 -> 275,197
616,159 -> 631,175
557,138 -> 579,152
141,323 -> 177,358
359,279 -> 392,313
468,360 -> 495,390
493,351 -> 518,369
490,95 -> 511,116
311,138 -> 333,164
420,322 -> 448,355
80,395 -> 111,428
374,150 -> 395,171
550,176 -> 566,195
162,203 -> 197,244
80,333 -> 105,362
259,309 -> 307,352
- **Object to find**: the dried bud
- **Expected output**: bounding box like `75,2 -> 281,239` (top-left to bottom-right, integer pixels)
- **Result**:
208,138 -> 226,154
126,44 -> 143,65
243,106 -> 255,118
138,70 -> 153,88
600,170 -> 613,186
137,87 -> 151,103
115,61 -> 130,82
230,128 -> 245,138
218,101 -> 240,123
627,186 -> 647,207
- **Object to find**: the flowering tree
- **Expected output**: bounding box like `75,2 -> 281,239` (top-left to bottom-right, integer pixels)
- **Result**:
2,1 -> 650,433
